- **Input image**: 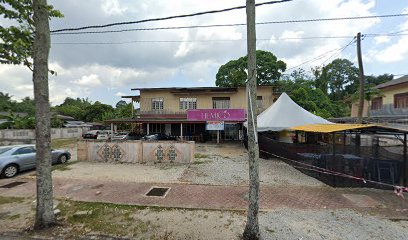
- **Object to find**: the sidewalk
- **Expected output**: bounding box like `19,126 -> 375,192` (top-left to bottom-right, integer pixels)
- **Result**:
1,176 -> 407,219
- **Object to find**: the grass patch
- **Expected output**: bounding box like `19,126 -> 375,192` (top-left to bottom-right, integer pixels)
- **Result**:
194,153 -> 209,159
51,138 -> 78,149
0,196 -> 25,205
57,200 -> 161,237
8,214 -> 21,220
52,161 -> 77,172
193,160 -> 213,165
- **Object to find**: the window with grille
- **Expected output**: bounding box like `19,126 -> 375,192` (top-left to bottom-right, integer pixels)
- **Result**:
179,98 -> 197,110
394,93 -> 408,109
371,97 -> 382,110
212,97 -> 230,109
151,98 -> 164,110
256,96 -> 263,108
149,123 -> 162,133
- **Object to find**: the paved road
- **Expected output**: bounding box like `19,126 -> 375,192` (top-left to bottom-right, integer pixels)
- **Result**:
1,177 -> 407,219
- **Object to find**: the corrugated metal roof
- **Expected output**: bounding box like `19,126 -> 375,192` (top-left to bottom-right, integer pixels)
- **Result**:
376,75 -> 408,89
291,123 -> 379,133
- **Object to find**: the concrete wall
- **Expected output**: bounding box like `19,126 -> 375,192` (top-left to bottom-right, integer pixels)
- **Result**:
139,86 -> 274,113
0,127 -> 89,145
77,140 -> 195,164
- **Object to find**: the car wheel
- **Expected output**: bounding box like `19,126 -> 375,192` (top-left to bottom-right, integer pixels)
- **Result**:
58,154 -> 68,164
1,164 -> 19,178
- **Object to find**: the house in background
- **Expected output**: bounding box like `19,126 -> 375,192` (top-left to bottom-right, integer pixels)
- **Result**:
106,86 -> 275,142
350,75 -> 408,127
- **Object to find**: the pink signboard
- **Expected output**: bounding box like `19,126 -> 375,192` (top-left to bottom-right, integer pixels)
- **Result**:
187,109 -> 246,121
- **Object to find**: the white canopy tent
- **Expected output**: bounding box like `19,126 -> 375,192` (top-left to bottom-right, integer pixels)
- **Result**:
245,92 -> 332,132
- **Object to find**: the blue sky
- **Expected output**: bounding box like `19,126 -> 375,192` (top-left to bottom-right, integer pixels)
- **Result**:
0,0 -> 407,106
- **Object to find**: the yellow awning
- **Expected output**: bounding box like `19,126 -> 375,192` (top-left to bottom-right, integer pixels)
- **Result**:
291,123 -> 379,133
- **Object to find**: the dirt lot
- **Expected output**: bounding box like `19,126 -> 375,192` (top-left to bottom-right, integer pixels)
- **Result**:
53,142 -> 323,187
1,140 -> 407,239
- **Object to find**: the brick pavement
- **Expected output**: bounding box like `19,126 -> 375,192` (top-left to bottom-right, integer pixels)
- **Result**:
0,177 -> 407,218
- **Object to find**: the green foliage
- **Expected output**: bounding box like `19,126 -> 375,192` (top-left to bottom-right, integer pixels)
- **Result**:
0,0 -> 63,69
318,59 -> 359,101
215,50 -> 286,87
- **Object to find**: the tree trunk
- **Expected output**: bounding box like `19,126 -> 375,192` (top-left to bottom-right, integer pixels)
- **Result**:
32,0 -> 55,229
243,0 -> 260,239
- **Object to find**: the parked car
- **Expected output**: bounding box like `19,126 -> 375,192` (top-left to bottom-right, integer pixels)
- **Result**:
112,132 -> 145,140
111,132 -> 128,140
82,130 -> 101,139
0,144 -> 71,178
142,133 -> 177,141
96,130 -> 113,140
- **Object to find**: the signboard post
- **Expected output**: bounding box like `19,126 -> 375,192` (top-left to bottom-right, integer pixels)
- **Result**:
206,121 -> 224,144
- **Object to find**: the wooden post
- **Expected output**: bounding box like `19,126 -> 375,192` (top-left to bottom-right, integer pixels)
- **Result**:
332,132 -> 337,187
243,0 -> 260,239
356,32 -> 365,124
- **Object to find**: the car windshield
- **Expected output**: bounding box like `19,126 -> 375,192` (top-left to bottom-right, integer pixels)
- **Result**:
0,147 -> 13,155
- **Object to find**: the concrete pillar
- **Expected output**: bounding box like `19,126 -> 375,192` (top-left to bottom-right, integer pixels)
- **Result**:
180,123 -> 183,139
147,123 -> 150,135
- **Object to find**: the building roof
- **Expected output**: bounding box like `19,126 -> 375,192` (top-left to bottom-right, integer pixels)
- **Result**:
376,75 -> 408,89
131,86 -> 273,91
291,123 -> 408,134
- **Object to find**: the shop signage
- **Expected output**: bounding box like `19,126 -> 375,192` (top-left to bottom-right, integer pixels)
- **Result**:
187,109 -> 246,121
206,121 -> 224,131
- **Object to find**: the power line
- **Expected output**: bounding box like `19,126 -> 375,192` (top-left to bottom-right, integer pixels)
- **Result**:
50,0 -> 292,33
51,13 -> 408,35
51,33 -> 408,45
51,36 -> 355,45
284,37 -> 356,72
319,37 -> 356,66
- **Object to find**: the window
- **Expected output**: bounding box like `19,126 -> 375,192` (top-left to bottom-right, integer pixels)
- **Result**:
257,96 -> 263,108
394,93 -> 408,109
179,98 -> 197,110
371,97 -> 382,110
149,123 -> 162,133
151,98 -> 164,110
212,97 -> 230,109
13,147 -> 35,155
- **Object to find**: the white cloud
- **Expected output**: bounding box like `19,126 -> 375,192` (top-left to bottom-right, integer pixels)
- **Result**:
374,36 -> 391,44
280,30 -> 304,43
71,74 -> 102,86
101,0 -> 127,15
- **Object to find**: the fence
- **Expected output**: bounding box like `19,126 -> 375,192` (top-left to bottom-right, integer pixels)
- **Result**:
77,140 -> 195,164
0,127 -> 90,145
257,133 -> 405,188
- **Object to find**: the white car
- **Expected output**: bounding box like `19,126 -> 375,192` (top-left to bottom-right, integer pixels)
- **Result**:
96,130 -> 113,140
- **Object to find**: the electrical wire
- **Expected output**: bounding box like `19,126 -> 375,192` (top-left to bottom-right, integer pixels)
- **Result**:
318,37 -> 356,66
50,0 -> 292,33
51,12 -> 408,35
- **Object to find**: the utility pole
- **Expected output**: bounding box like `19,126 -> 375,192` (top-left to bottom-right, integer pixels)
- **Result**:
356,32 -> 365,124
243,0 -> 260,239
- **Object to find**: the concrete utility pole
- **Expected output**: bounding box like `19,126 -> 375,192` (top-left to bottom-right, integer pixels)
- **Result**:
243,0 -> 260,239
356,32 -> 365,124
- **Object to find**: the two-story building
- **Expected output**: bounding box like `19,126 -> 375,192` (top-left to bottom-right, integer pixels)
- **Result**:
350,75 -> 408,125
111,86 -> 275,142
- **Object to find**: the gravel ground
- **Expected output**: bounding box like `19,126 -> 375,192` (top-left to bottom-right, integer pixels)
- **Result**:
180,142 -> 324,186
260,208 -> 408,240
53,161 -> 188,183
54,142 -> 323,187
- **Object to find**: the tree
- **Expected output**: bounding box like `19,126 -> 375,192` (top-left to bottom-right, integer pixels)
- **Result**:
319,59 -> 359,102
0,0 -> 62,229
32,0 -> 55,229
216,50 -> 286,87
